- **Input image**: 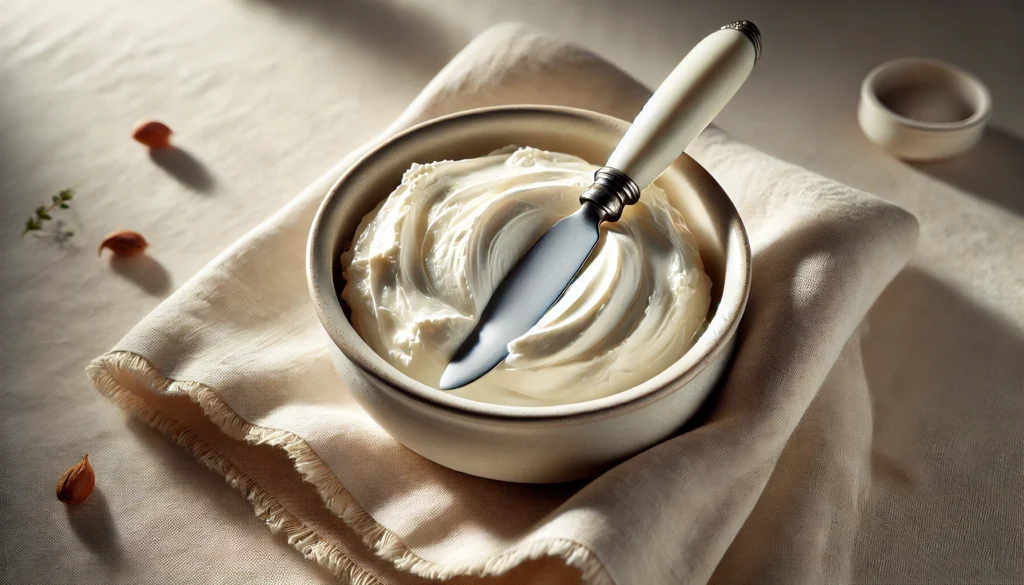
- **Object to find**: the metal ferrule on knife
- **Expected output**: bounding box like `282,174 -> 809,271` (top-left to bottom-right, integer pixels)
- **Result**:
578,167 -> 642,223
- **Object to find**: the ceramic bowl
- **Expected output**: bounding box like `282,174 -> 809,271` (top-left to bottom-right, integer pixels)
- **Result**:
307,106 -> 750,483
858,58 -> 991,161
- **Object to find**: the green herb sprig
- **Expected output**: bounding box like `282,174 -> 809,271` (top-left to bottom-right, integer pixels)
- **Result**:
23,189 -> 75,241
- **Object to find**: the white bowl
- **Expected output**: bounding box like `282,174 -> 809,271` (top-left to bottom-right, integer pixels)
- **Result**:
307,106 -> 750,483
858,58 -> 991,161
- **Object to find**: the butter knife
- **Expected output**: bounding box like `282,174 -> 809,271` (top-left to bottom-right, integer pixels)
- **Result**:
440,21 -> 761,390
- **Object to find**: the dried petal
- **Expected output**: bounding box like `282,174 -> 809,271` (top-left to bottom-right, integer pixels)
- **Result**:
132,120 -> 173,149
57,454 -> 95,504
98,230 -> 149,257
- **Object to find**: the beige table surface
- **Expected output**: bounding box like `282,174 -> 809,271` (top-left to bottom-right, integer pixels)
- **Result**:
2,1 -> 1022,583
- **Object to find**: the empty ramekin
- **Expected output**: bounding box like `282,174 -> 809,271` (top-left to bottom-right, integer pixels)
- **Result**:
858,58 -> 991,161
307,106 -> 750,483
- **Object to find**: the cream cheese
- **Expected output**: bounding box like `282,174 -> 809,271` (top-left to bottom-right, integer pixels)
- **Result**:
341,147 -> 711,406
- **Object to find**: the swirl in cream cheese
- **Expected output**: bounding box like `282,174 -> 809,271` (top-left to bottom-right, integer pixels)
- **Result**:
341,147 -> 711,406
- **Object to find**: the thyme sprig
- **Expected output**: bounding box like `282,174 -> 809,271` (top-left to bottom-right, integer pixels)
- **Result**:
23,189 -> 75,240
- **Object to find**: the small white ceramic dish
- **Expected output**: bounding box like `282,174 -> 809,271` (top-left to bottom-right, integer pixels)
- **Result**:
306,106 -> 751,483
858,58 -> 991,161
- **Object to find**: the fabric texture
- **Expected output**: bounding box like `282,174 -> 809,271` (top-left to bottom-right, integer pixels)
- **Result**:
88,24 -> 918,585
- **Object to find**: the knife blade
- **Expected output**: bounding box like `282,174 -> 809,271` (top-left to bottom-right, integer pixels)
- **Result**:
440,20 -> 761,390
438,202 -> 603,390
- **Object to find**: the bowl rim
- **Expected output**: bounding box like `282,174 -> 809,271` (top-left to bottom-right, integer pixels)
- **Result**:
860,57 -> 992,133
307,105 -> 750,423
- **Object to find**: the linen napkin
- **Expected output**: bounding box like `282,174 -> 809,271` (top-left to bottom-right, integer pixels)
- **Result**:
89,23 -> 918,585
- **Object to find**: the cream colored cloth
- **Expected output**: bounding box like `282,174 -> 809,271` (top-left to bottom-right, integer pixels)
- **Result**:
89,24 -> 918,585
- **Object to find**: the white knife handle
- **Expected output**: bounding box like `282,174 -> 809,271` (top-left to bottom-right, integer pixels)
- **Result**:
607,21 -> 760,188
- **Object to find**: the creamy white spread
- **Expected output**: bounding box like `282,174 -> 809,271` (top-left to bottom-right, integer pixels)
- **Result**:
341,147 -> 711,406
